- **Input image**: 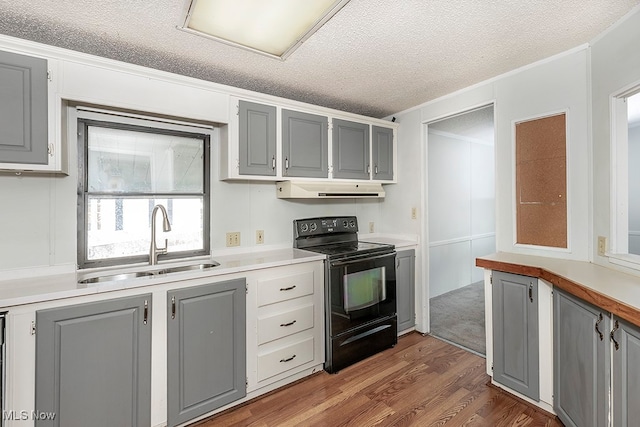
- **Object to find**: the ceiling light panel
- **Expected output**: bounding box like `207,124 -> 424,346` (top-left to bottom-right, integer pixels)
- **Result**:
183,0 -> 350,60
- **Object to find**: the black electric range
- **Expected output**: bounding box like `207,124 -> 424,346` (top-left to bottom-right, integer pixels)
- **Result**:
293,216 -> 397,373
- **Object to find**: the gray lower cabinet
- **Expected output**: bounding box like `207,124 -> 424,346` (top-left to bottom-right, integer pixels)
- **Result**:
332,118 -> 370,180
35,294 -> 152,427
282,109 -> 328,178
0,50 -> 48,165
396,249 -> 415,332
167,278 -> 246,427
372,125 -> 393,181
554,288 -> 609,427
238,100 -> 276,176
492,271 -> 539,400
612,317 -> 640,427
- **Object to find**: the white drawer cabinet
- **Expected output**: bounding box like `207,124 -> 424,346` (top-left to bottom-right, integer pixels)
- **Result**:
258,303 -> 314,344
257,336 -> 315,382
247,262 -> 324,392
257,270 -> 314,306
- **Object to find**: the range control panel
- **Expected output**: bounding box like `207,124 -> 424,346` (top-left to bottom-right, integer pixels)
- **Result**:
294,216 -> 358,238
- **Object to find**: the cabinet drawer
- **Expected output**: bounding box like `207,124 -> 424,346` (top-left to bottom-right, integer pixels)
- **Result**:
257,270 -> 314,306
257,336 -> 314,382
258,304 -> 314,344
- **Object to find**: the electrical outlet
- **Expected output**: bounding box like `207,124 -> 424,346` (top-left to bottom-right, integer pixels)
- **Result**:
369,222 -> 375,233
226,232 -> 240,247
411,207 -> 417,219
597,236 -> 606,256
256,230 -> 264,244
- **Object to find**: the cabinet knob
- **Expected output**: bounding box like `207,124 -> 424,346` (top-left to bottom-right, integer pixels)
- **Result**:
595,313 -> 604,341
610,320 -> 620,350
528,283 -> 533,303
280,320 -> 296,327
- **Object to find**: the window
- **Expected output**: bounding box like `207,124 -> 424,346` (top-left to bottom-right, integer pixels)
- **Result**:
611,87 -> 640,266
77,110 -> 211,268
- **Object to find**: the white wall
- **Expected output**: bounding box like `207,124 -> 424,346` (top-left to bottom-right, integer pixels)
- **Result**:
591,7 -> 640,271
427,129 -> 495,298
0,36 -> 386,275
388,40 -> 595,331
392,47 -> 590,257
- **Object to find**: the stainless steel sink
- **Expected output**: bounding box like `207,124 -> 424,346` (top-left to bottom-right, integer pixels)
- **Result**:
78,261 -> 220,284
155,262 -> 220,275
78,271 -> 156,284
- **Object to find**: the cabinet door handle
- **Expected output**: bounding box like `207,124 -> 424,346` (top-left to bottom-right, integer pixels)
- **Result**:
143,300 -> 149,325
375,165 -> 379,174
279,285 -> 296,291
285,157 -> 289,170
367,164 -> 371,174
280,320 -> 297,327
171,296 -> 176,320
610,320 -> 620,350
595,313 -> 604,341
271,155 -> 276,170
280,354 -> 296,363
528,283 -> 533,303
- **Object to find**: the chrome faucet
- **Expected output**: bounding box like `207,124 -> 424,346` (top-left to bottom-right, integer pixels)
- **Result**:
150,204 -> 171,265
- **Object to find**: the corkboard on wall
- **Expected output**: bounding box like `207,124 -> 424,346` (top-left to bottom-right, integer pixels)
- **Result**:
515,113 -> 567,248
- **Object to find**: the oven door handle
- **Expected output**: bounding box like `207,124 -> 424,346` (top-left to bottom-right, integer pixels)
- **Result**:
330,252 -> 395,268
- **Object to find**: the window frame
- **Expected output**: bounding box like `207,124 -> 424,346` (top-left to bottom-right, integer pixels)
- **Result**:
609,84 -> 640,270
76,112 -> 211,269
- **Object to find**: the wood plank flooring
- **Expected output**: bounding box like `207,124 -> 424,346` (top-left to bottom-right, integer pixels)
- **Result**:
194,333 -> 562,427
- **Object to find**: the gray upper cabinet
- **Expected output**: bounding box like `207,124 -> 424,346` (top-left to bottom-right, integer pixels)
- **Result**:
492,271 -> 539,401
35,294 -> 152,427
0,50 -> 48,165
238,100 -> 276,176
396,249 -> 415,333
167,278 -> 246,427
372,125 -> 394,181
612,317 -> 640,427
554,288 -> 609,427
332,118 -> 370,180
282,109 -> 328,178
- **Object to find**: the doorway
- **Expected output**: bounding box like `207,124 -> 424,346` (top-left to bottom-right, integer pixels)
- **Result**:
426,105 -> 495,355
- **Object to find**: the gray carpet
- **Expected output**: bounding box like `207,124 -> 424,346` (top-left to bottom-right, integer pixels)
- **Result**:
429,281 -> 486,355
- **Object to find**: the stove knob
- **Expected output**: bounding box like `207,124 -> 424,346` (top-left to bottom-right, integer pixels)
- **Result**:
350,220 -> 356,228
301,223 -> 309,232
343,220 -> 348,227
310,223 -> 317,232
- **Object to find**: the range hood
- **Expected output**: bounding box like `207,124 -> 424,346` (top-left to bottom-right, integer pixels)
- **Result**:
276,181 -> 385,199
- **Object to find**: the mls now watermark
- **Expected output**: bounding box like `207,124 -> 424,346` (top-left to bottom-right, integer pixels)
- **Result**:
3,410 -> 57,421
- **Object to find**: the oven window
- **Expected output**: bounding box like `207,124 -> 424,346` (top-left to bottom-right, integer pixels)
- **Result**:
343,266 -> 386,313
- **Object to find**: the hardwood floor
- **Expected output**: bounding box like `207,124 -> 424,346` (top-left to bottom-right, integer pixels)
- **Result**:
195,333 -> 562,426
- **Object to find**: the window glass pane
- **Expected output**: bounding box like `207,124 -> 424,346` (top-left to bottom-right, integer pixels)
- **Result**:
87,126 -> 204,193
86,197 -> 204,261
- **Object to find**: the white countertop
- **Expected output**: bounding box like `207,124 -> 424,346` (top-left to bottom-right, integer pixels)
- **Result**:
0,234 -> 419,309
0,248 -> 325,309
358,234 -> 419,249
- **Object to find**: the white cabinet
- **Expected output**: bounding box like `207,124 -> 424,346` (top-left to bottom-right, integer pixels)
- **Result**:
246,262 -> 324,392
484,271 -> 554,413
220,97 -> 396,183
554,289 -> 640,427
3,259 -> 324,427
611,317 -> 640,427
0,51 -> 66,174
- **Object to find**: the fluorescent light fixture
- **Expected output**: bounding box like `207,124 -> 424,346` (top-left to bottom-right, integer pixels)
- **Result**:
182,0 -> 350,60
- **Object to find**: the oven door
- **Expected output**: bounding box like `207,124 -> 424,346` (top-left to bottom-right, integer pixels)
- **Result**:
327,252 -> 396,336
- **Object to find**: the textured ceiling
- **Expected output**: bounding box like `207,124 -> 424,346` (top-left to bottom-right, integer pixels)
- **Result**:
0,1 -> 638,118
